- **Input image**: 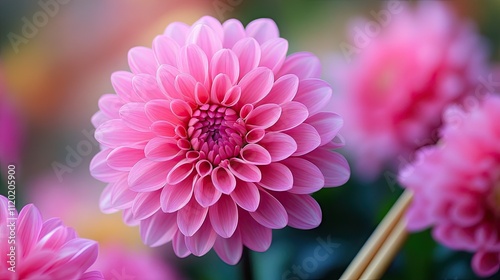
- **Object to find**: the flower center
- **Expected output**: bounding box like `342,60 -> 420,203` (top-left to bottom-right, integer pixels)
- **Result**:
187,104 -> 246,165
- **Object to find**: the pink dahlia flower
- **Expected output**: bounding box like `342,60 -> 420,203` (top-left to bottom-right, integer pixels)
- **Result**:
0,195 -> 103,280
399,95 -> 500,277
90,16 -> 349,264
336,2 -> 488,178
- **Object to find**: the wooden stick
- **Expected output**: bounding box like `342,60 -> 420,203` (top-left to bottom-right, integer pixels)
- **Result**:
340,190 -> 413,280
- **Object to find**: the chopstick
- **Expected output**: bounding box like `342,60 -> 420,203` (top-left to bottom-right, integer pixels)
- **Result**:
340,190 -> 413,280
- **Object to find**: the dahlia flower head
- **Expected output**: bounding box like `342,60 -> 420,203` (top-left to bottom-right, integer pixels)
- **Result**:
336,1 -> 488,178
90,16 -> 350,264
0,195 -> 103,280
399,94 -> 500,277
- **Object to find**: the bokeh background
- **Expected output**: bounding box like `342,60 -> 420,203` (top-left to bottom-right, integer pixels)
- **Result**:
1,0 -> 499,279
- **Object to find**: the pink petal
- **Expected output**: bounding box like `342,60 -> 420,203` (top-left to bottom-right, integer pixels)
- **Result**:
128,158 -> 171,192
55,239 -> 98,276
132,74 -> 165,100
111,71 -> 140,102
209,195 -> 238,238
174,73 -> 197,101
187,24 -> 222,59
177,198 -> 209,236
230,180 -> 260,212
274,192 -> 322,229
306,112 -> 343,146
245,128 -> 266,144
195,82 -> 210,105
246,18 -> 279,44
222,19 -> 246,48
109,176 -> 137,209
100,184 -> 119,214
240,144 -> 272,165
140,211 -> 177,247
237,67 -> 274,107
304,149 -> 350,187
257,74 -> 298,105
283,158 -> 324,194
17,204 -> 43,258
157,64 -> 184,100
95,119 -> 152,148
211,74 -> 232,104
472,251 -> 500,277
258,163 -> 293,191
214,230 -> 243,265
269,101 -> 308,132
91,111 -> 109,128
172,231 -> 191,258
145,99 -> 182,124
259,38 -> 288,74
145,137 -> 181,161
294,78 -> 332,116
185,219 -> 218,256
258,132 -> 297,162
161,176 -> 195,213
221,86 -> 241,107
164,22 -> 190,45
167,160 -> 195,185
195,159 -> 213,177
239,210 -> 272,251
249,189 -> 288,229
98,94 -> 123,119
106,146 -> 144,171
210,49 -> 239,85
193,16 -> 224,41
233,38 -> 261,79
119,102 -> 151,132
128,47 -> 157,75
170,99 -> 193,121
194,175 -> 222,207
228,158 -> 262,182
285,123 -> 321,156
277,52 -> 321,80
90,149 -> 124,183
245,103 -> 282,129
212,166 -> 237,194
177,44 -> 209,85
151,120 -> 176,137
122,208 -> 140,226
153,35 -> 180,66
132,191 -> 161,220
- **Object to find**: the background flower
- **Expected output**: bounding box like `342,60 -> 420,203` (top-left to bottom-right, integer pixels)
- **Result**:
399,94 -> 500,277
334,1 -> 489,178
0,195 -> 103,280
90,16 -> 350,264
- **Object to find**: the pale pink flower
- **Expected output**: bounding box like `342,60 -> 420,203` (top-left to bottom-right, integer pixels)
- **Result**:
91,244 -> 184,280
90,16 -> 349,264
399,95 -> 500,277
0,195 -> 103,280
336,2 -> 488,178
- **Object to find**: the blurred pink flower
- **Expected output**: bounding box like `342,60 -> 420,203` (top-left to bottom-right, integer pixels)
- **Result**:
91,244 -> 183,280
399,95 -> 500,277
336,2 -> 488,178
0,195 -> 103,280
90,16 -> 349,264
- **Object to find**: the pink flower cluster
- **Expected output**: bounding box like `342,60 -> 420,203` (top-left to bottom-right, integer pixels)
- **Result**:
400,95 -> 500,277
90,16 -> 349,264
337,2 -> 488,178
0,195 -> 103,280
